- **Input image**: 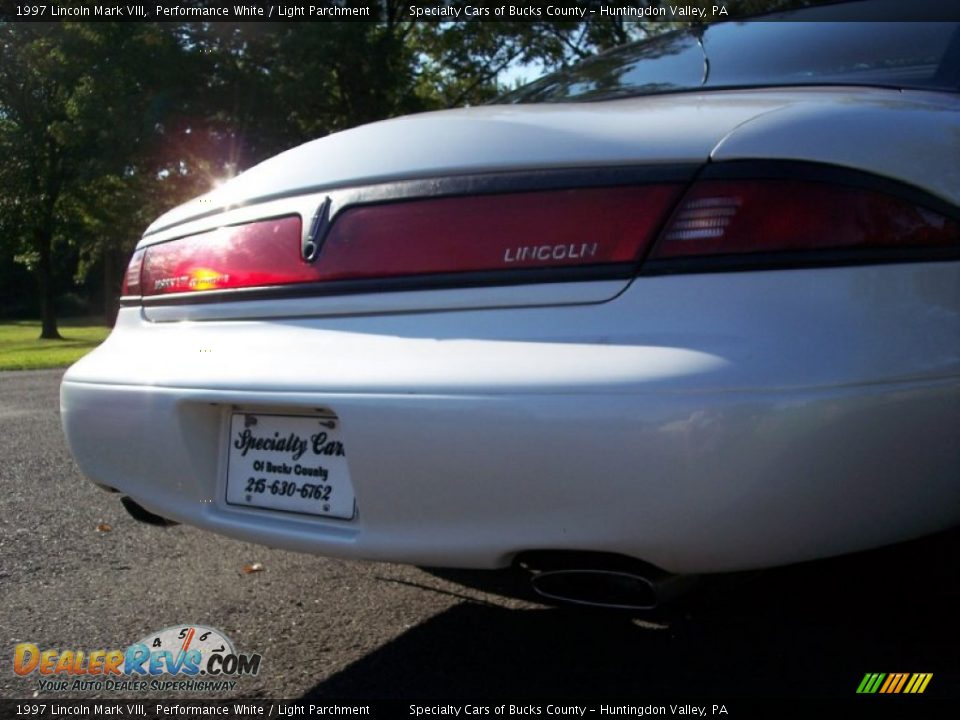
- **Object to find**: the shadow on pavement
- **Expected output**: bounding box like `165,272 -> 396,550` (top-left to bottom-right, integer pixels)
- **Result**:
301,529 -> 960,699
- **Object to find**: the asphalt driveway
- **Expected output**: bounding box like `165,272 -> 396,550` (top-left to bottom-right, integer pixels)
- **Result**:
1,369 -> 958,701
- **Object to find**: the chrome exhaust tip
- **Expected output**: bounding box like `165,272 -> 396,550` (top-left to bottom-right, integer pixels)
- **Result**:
531,569 -> 661,610
521,552 -> 696,610
120,496 -> 179,527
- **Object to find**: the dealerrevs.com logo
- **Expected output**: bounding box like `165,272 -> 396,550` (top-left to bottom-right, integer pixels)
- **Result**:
13,625 -> 261,693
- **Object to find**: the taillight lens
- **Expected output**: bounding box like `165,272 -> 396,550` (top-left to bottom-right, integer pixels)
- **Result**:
121,248 -> 146,296
124,176 -> 959,301
317,185 -> 682,280
653,180 -> 959,258
139,216 -> 304,296
133,186 -> 683,297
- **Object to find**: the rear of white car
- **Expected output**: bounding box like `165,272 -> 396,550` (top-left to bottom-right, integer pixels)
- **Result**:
61,9 -> 960,580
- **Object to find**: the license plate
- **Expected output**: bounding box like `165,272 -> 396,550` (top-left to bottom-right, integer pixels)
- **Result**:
225,412 -> 356,519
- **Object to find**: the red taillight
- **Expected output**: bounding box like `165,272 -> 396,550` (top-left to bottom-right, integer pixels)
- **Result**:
135,186 -> 683,297
316,185 -> 682,280
653,180 -> 959,259
140,216 -> 304,296
126,176 -> 958,301
121,248 -> 146,296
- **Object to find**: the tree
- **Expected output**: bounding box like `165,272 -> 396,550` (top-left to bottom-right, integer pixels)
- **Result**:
2,7 -> 809,334
0,18 -> 669,336
0,22 -> 192,337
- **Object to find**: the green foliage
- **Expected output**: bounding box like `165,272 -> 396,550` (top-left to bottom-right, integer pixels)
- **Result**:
0,7 -> 805,335
0,22 -> 197,336
0,318 -> 110,371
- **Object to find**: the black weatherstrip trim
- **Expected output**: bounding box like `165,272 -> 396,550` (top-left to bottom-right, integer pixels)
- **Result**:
143,165 -> 698,238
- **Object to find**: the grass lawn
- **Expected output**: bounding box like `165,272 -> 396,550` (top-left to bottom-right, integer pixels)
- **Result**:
0,318 -> 111,371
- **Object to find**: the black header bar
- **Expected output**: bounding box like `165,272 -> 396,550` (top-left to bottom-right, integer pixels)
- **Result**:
2,698 -> 960,720
2,0 -> 959,23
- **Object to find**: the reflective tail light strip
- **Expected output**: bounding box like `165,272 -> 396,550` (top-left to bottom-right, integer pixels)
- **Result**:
139,216 -> 304,296
652,180 -> 959,259
315,185 -> 683,282
122,173 -> 959,302
121,248 -> 146,296
131,185 -> 684,297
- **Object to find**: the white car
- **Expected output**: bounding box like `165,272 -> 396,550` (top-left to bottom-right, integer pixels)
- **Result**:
62,3 -> 960,608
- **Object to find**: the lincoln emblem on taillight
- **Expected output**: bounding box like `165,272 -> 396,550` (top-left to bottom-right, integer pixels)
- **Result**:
303,196 -> 332,262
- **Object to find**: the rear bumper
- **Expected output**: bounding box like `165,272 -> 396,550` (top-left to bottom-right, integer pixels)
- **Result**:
61,376 -> 959,573
60,264 -> 960,573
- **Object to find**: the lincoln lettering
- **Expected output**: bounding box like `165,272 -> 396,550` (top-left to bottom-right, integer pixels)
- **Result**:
503,242 -> 598,264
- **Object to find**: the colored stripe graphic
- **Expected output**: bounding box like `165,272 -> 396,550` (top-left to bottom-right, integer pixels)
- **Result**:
857,673 -> 886,693
858,673 -> 932,694
880,673 -> 908,693
909,673 -> 933,694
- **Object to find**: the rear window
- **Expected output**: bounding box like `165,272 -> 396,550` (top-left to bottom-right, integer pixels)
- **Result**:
507,20 -> 960,103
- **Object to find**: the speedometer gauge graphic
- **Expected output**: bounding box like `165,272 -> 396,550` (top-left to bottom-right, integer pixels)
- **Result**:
132,625 -> 234,673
